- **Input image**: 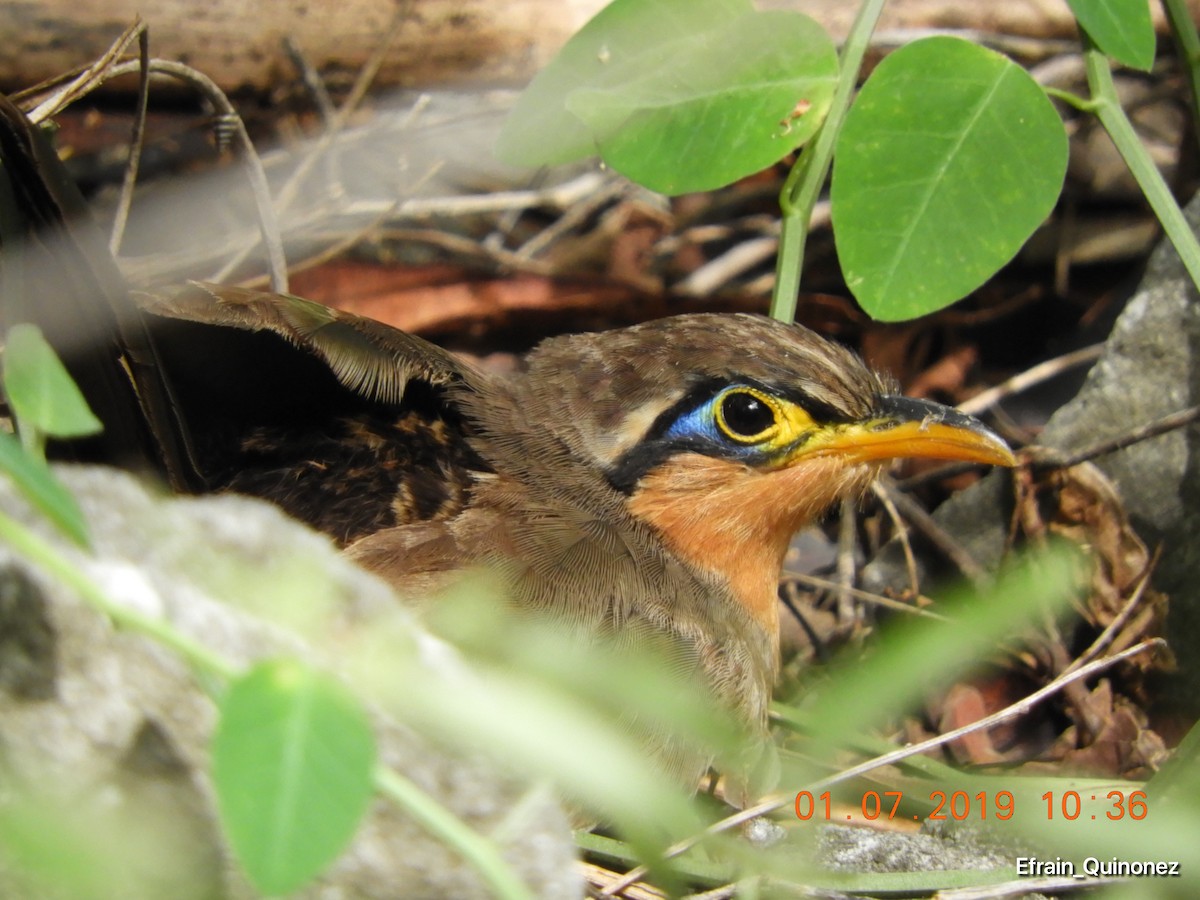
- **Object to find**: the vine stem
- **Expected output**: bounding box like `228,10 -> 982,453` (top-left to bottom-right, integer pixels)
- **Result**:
1083,40 -> 1200,289
1162,0 -> 1200,135
770,0 -> 887,322
373,766 -> 534,900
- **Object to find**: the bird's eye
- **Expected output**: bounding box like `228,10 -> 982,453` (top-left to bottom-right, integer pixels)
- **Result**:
716,388 -> 779,442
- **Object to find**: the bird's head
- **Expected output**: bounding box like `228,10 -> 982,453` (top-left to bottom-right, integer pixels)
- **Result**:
509,313 -> 1014,638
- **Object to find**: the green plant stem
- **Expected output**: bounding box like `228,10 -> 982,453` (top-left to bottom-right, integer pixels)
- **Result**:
1162,0 -> 1200,137
0,508 -> 238,681
373,766 -> 535,900
1084,41 -> 1200,290
1041,86 -> 1097,113
15,426 -> 45,463
770,0 -> 887,322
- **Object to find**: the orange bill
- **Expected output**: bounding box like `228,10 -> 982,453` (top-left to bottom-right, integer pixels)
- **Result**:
805,396 -> 1016,467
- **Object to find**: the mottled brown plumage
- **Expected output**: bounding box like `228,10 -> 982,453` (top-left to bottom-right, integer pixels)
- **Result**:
129,284 -> 1014,787
0,92 -> 1014,793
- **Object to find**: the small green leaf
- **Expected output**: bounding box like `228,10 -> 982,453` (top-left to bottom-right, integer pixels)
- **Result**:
831,36 -> 1067,322
212,660 -> 375,895
1066,0 -> 1156,71
496,0 -> 751,167
567,10 -> 838,194
3,323 -> 102,441
0,430 -> 90,546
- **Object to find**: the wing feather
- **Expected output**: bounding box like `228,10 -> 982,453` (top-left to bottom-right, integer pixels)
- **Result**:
137,281 -> 477,404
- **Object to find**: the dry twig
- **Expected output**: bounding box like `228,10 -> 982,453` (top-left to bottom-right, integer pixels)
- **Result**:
874,477 -> 988,586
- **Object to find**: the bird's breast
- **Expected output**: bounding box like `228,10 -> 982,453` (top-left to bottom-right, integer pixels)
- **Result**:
626,452 -> 878,646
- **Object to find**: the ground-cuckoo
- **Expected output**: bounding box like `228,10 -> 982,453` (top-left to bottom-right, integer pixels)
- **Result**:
0,94 -> 1015,788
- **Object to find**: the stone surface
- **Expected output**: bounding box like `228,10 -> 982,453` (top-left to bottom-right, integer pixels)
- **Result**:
0,465 -> 580,899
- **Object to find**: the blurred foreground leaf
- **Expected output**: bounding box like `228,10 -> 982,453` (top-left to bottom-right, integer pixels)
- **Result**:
497,0 -> 837,194
345,581 -> 728,857
783,546 -> 1079,772
0,429 -> 90,546
0,783 -> 220,900
212,659 -> 375,895
3,323 -> 102,451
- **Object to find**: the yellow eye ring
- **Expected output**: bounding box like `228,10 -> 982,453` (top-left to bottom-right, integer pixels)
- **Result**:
715,388 -> 781,444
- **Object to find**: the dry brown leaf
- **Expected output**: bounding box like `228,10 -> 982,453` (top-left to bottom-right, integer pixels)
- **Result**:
1046,680 -> 1169,778
1016,461 -> 1172,679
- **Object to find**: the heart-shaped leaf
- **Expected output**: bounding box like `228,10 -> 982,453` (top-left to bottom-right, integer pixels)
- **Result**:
832,37 -> 1067,321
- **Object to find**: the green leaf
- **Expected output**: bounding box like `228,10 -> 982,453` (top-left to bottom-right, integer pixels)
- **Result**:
3,323 -> 102,442
496,0 -> 838,194
1067,0 -> 1156,71
831,36 -> 1067,322
0,430 -> 90,546
567,10 -> 838,194
212,660 -> 376,895
496,0 -> 751,167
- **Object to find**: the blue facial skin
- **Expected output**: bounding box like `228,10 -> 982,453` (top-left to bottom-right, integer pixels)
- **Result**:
662,391 -> 768,463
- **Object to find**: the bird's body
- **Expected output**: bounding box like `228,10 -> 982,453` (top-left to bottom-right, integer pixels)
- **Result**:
0,92 -> 1015,792
129,284 -> 1014,783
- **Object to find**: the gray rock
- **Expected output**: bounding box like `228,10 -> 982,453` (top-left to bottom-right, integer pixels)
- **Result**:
818,821 -> 1012,875
0,466 -> 580,899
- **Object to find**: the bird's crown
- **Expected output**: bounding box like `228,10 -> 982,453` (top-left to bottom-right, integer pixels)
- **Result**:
510,313 -> 893,485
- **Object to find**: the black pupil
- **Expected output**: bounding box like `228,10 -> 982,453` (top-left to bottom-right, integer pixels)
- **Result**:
722,392 -> 775,437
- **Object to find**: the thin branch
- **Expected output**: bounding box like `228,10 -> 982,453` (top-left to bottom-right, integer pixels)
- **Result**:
514,177 -> 628,260
778,583 -> 833,662
1062,550 -> 1159,675
239,161 -> 447,289
282,36 -> 345,197
283,36 -> 338,127
835,498 -> 858,624
581,862 -> 667,900
1029,404 -> 1200,470
109,26 -> 151,256
869,481 -> 921,599
782,571 -> 944,620
808,639 -> 1163,792
100,59 -> 287,291
957,343 -> 1104,416
874,477 -> 988,586
213,3 -> 412,284
26,20 -> 146,123
675,235 -> 779,296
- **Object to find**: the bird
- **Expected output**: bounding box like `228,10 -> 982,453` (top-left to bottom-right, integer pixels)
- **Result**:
0,92 -> 1016,789
131,283 -> 1016,788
